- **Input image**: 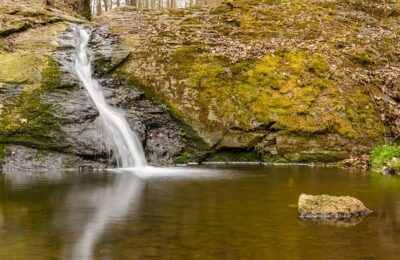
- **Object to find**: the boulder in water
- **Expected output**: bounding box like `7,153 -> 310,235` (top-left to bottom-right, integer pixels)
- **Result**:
298,194 -> 372,220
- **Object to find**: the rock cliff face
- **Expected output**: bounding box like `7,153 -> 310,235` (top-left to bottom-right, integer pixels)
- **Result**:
1,0 -> 400,169
0,2 -> 200,171
94,0 -> 400,163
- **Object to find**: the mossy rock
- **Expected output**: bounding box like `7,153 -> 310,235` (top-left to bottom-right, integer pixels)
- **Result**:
0,52 -> 44,85
0,53 -> 64,150
99,0 -> 393,162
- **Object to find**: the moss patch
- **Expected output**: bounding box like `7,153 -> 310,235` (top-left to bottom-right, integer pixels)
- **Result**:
0,52 -> 44,85
164,48 -> 382,140
41,56 -> 61,90
206,150 -> 260,162
0,55 -> 63,149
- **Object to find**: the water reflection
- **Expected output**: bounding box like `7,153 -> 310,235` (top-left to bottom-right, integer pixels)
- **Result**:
69,173 -> 144,260
1,166 -> 400,259
67,166 -> 229,259
92,0 -> 221,15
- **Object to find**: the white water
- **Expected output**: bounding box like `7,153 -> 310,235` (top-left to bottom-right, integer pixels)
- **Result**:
74,26 -> 147,168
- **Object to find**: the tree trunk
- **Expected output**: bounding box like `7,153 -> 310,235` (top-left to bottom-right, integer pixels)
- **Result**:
103,0 -> 108,11
97,0 -> 102,15
64,0 -> 92,20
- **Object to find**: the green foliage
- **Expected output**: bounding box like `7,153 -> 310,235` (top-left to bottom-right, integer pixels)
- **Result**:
371,145 -> 400,169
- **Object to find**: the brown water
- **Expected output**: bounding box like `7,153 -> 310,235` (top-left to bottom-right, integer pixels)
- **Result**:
1,165 -> 400,259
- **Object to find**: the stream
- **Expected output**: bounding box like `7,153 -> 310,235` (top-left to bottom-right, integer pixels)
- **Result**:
0,166 -> 400,259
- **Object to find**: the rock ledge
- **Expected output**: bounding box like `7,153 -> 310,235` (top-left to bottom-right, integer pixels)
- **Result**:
298,194 -> 372,220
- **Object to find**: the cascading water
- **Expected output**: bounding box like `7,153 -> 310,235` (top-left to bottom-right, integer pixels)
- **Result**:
74,26 -> 147,168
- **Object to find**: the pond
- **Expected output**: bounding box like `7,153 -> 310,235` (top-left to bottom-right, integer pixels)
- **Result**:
0,165 -> 399,259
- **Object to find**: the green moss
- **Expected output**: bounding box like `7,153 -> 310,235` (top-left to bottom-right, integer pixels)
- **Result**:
262,154 -> 289,163
110,0 -> 388,162
351,52 -> 375,66
175,151 -> 190,164
0,90 -> 61,148
158,45 -> 383,142
206,150 -> 261,162
308,53 -> 330,76
168,48 -> 362,136
181,17 -> 200,25
0,52 -> 44,84
41,56 -> 61,90
0,56 -> 63,149
62,155 -> 77,168
0,143 -> 7,166
33,149 -> 50,159
371,145 -> 400,170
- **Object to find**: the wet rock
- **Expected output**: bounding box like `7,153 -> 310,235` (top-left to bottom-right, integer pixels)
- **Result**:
386,157 -> 400,175
44,25 -> 191,166
89,25 -> 131,76
298,194 -> 372,220
1,145 -> 106,173
381,165 -> 397,176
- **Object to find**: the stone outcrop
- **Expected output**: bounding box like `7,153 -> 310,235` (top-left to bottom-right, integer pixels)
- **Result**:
3,0 -> 400,170
94,0 -> 400,163
0,2 -> 205,171
298,194 -> 372,220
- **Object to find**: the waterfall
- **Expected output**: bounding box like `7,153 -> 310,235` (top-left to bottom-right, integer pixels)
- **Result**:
74,26 -> 147,168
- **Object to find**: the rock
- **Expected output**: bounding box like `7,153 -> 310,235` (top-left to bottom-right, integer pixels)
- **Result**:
342,154 -> 370,169
298,194 -> 372,220
89,25 -> 131,76
381,165 -> 396,176
386,157 -> 400,175
1,145 -> 106,173
94,1 -> 389,163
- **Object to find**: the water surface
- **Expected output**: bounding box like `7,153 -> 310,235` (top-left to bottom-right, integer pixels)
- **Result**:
1,166 -> 400,259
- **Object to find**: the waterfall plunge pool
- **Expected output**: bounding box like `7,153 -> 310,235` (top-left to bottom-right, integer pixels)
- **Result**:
0,165 -> 399,259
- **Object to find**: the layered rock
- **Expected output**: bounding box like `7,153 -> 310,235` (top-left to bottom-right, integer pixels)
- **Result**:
94,0 -> 400,163
0,2 -> 90,171
3,0 -> 400,169
0,7 -> 205,171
